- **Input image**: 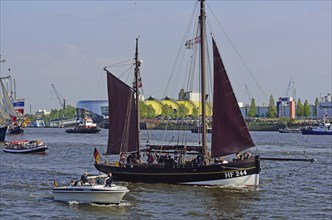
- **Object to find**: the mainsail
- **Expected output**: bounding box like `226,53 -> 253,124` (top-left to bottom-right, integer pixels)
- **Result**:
105,69 -> 138,154
211,38 -> 254,157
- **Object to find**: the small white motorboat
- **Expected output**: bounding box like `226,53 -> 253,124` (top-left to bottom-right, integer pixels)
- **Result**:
52,175 -> 129,204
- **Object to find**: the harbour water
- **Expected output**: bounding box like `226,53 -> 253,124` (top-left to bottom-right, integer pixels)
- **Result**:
0,128 -> 331,219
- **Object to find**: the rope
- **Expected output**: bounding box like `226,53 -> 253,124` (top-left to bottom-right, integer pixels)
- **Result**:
206,2 -> 269,102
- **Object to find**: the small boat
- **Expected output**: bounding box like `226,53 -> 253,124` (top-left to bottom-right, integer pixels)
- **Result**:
3,139 -> 48,154
7,123 -> 24,134
52,175 -> 129,204
65,117 -> 101,134
278,125 -> 300,133
301,111 -> 332,135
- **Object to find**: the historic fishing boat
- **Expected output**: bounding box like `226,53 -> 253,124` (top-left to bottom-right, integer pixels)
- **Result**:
94,0 -> 260,186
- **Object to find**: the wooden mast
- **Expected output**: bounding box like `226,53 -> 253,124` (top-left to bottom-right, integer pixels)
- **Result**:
199,0 -> 208,165
134,38 -> 141,150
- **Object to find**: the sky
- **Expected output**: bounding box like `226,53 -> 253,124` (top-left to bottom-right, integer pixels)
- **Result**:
1,0 -> 331,114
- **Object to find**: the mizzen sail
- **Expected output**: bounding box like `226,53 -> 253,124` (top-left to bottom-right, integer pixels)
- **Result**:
105,69 -> 138,154
211,38 -> 254,158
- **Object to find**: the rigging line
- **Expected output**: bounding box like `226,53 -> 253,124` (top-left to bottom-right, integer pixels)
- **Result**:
187,27 -> 200,92
288,161 -> 313,176
163,1 -> 199,97
95,68 -> 105,99
204,30 -> 213,104
104,59 -> 133,68
118,63 -> 134,84
206,2 -> 269,101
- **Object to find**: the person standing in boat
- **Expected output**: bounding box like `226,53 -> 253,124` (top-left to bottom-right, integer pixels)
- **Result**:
80,172 -> 88,185
105,173 -> 113,187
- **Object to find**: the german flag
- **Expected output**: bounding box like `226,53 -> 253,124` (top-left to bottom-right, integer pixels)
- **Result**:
94,147 -> 101,164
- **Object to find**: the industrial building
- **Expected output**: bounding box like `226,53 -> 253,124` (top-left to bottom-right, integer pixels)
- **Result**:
75,93 -> 332,122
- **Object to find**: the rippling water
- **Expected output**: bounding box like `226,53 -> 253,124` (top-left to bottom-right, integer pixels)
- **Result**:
0,128 -> 331,219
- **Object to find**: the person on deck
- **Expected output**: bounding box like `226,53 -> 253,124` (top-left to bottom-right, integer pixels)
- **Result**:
105,173 -> 113,187
80,172 -> 88,184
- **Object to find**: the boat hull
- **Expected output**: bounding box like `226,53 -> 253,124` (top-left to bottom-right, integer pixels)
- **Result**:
95,156 -> 260,186
0,126 -> 7,142
65,127 -> 101,134
3,145 -> 48,154
300,128 -> 332,135
278,128 -> 300,133
52,185 -> 129,204
8,126 -> 24,134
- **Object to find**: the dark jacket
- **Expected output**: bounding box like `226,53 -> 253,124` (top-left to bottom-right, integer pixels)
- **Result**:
105,176 -> 112,186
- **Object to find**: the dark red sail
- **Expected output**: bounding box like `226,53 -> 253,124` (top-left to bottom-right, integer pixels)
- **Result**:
105,69 -> 138,154
211,39 -> 254,158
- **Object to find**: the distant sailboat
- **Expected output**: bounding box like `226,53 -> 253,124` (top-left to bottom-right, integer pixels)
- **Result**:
94,0 -> 260,186
7,75 -> 25,134
0,76 -> 19,141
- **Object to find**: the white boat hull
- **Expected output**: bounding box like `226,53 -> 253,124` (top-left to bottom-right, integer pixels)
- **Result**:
179,173 -> 259,186
53,184 -> 129,204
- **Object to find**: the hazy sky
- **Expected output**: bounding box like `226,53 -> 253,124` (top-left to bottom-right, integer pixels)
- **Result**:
1,0 -> 331,114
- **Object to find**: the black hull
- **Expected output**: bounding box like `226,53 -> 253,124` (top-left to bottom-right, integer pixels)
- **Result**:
3,146 -> 47,154
278,129 -> 300,134
95,156 -> 260,185
0,126 -> 7,142
65,127 -> 101,134
8,127 -> 24,135
300,128 -> 332,135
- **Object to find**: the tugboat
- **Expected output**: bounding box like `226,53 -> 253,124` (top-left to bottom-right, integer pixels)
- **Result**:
65,117 -> 101,134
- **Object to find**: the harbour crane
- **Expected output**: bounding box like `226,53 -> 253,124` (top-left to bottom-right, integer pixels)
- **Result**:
285,78 -> 296,99
51,83 -> 66,109
244,84 -> 253,103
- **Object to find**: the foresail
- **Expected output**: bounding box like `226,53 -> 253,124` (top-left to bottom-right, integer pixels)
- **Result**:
211,38 -> 254,158
106,69 -> 138,154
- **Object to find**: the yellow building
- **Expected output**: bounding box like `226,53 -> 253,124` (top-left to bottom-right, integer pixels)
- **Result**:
144,96 -> 163,116
144,95 -> 212,117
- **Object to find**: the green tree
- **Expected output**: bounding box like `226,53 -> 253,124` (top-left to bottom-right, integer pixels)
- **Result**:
176,104 -> 188,119
314,97 -> 319,118
192,107 -> 199,118
139,101 -> 156,119
139,101 -> 148,119
267,95 -> 277,118
248,98 -> 257,118
303,99 -> 311,118
296,98 -> 304,117
161,104 -> 174,119
49,109 -> 59,120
